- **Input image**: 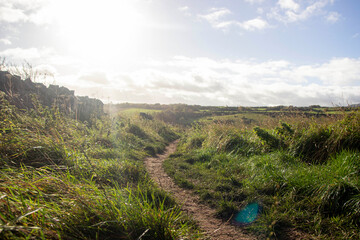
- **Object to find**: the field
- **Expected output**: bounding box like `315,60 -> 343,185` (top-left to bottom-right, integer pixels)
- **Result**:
163,107 -> 360,239
2,1 -> 360,239
1,94 -> 359,239
0,95 -> 200,239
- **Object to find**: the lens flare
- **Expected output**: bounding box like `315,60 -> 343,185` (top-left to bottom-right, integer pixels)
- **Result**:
234,202 -> 260,225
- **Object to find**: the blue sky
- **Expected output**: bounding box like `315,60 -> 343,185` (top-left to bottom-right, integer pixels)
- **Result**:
0,0 -> 359,106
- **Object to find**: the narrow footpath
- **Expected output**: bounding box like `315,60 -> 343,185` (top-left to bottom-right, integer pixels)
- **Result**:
144,140 -> 255,240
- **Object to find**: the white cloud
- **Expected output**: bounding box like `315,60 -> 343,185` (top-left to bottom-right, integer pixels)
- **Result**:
296,58 -> 360,86
0,0 -> 50,24
269,0 -> 335,23
1,0 -> 57,26
278,0 -> 300,11
326,11 -> 340,23
179,6 -> 189,11
0,38 -> 12,45
198,0 -> 337,31
238,17 -> 269,31
0,4 -> 28,23
198,7 -> 232,29
178,6 -> 189,12
5,49 -> 355,106
79,71 -> 110,85
57,56 -> 360,106
0,47 -> 54,61
199,8 -> 269,31
5,0 -> 47,9
0,47 -> 41,59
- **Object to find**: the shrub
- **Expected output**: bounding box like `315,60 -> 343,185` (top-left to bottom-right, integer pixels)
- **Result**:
330,113 -> 360,153
186,135 -> 205,149
288,112 -> 360,164
144,145 -> 157,156
127,124 -> 148,139
194,149 -> 215,163
290,126 -> 332,164
139,112 -> 153,120
222,134 -> 253,155
275,121 -> 294,138
157,126 -> 178,142
253,126 -> 283,150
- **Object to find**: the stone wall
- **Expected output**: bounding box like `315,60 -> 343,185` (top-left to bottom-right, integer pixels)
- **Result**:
0,71 -> 103,121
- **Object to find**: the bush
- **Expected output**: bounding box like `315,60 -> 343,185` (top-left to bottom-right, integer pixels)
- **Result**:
186,135 -> 205,149
139,112 -> 153,120
157,126 -> 178,142
275,121 -> 294,138
222,134 -> 251,154
289,112 -> 360,164
253,126 -> 283,150
127,124 -> 148,139
290,126 -> 332,164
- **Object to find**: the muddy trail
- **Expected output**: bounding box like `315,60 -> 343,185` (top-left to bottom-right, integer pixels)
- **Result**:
144,140 -> 256,240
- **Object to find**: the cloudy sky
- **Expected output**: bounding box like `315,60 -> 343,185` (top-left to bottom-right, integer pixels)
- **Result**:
1,0 -> 359,106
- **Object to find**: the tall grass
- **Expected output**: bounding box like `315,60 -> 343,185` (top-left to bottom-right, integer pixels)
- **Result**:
0,95 -> 200,239
164,111 -> 360,239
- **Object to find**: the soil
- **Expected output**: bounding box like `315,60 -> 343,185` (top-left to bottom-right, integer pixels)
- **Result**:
144,140 -> 256,240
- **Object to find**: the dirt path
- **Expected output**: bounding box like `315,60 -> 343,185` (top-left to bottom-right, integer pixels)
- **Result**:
144,140 -> 256,240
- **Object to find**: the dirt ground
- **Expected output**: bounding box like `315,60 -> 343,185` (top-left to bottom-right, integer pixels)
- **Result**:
144,140 -> 256,240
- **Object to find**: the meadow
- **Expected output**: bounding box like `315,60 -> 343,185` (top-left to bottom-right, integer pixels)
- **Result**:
164,107 -> 360,239
0,94 -> 201,239
1,87 -> 359,239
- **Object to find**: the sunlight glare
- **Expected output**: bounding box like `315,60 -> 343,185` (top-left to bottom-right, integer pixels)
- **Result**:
54,0 -> 145,64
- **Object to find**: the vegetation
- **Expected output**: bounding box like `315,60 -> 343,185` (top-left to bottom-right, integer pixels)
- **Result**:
164,110 -> 360,239
0,93 -> 200,239
1,66 -> 360,239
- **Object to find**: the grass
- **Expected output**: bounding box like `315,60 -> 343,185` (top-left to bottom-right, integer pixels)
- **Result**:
114,108 -> 161,116
2,85 -> 358,239
164,110 -> 360,239
0,95 -> 201,239
0,168 -> 198,239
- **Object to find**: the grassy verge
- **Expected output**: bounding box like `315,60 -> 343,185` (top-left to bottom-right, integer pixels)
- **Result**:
164,111 -> 360,239
0,95 -> 201,239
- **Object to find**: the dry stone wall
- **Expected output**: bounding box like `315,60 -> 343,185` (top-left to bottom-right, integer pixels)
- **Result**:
0,71 -> 103,121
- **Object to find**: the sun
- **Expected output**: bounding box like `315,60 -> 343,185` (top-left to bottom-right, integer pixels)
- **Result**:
53,0 -> 145,65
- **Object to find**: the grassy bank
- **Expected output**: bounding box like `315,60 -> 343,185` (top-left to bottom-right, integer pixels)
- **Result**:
164,111 -> 360,239
0,95 -> 201,239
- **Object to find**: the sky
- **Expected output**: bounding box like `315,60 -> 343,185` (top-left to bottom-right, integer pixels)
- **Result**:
0,0 -> 360,106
